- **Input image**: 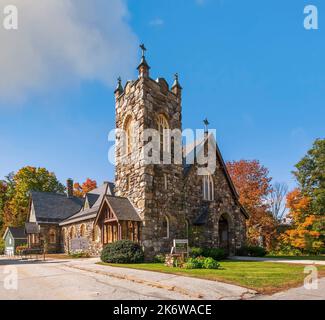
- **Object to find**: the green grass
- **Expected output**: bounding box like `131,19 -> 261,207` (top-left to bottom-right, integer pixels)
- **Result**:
266,255 -> 325,261
99,260 -> 325,294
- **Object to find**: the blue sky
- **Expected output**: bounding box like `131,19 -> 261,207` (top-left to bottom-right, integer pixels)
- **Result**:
0,0 -> 324,190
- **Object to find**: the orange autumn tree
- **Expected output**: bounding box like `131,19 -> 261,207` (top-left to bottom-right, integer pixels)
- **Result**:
279,189 -> 323,254
73,178 -> 97,198
227,160 -> 276,249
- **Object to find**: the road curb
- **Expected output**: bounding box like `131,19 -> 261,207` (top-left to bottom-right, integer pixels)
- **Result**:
64,263 -> 204,299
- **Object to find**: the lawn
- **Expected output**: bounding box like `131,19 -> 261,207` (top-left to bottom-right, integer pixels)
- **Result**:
99,260 -> 325,294
266,255 -> 325,261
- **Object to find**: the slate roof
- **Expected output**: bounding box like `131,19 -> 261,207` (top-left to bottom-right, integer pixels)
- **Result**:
3,227 -> 27,240
60,182 -> 115,226
105,196 -> 142,222
31,192 -> 84,224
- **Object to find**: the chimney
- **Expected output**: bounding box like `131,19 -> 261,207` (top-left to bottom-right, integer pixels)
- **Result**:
67,179 -> 73,198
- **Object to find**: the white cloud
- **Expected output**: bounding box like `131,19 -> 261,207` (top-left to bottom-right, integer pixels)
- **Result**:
0,0 -> 138,103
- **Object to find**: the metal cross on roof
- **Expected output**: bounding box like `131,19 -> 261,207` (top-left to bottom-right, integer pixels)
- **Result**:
140,44 -> 147,57
203,118 -> 210,132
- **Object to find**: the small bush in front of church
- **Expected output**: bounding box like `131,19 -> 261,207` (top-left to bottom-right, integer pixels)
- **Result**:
190,247 -> 204,258
153,254 -> 166,263
190,247 -> 226,261
185,257 -> 204,269
101,240 -> 144,264
185,256 -> 220,269
202,248 -> 227,261
236,245 -> 267,257
202,257 -> 220,269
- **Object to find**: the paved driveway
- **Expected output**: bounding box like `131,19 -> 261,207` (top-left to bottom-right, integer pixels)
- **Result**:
0,257 -> 255,300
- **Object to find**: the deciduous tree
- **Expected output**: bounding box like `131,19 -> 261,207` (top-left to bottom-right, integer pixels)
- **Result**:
3,167 -> 64,228
73,178 -> 97,198
279,189 -> 323,253
227,160 -> 276,249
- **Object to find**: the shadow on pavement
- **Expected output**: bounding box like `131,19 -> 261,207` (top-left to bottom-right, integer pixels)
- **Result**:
0,257 -> 70,265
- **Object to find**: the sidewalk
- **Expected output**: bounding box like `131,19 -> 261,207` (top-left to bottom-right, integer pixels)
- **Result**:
256,278 -> 325,300
230,256 -> 325,266
62,258 -> 257,300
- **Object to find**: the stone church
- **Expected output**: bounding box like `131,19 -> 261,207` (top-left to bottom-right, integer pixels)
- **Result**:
25,46 -> 248,258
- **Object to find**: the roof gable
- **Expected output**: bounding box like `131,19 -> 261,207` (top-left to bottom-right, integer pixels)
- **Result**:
184,134 -> 249,219
31,192 -> 84,223
3,227 -> 27,239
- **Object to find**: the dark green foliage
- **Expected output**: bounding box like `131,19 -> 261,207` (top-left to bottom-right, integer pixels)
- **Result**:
190,247 -> 226,260
202,248 -> 227,260
0,239 -> 4,255
185,256 -> 220,269
294,138 -> 325,216
190,247 -> 204,258
237,245 -> 267,257
153,254 -> 166,263
203,257 -> 220,269
101,240 -> 144,264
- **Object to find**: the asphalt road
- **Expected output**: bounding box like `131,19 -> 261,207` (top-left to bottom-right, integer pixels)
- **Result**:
0,258 -> 191,300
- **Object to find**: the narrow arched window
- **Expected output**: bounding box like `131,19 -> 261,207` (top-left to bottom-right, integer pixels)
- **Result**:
157,114 -> 169,160
163,215 -> 170,239
49,229 -> 56,244
80,224 -> 86,237
70,226 -> 76,239
124,116 -> 134,155
203,175 -> 214,201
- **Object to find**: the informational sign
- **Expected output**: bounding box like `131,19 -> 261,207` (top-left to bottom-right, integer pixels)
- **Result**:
171,239 -> 189,255
71,237 -> 89,251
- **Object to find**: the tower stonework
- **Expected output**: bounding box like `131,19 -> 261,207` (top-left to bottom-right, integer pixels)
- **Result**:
114,46 -> 248,259
115,53 -> 187,257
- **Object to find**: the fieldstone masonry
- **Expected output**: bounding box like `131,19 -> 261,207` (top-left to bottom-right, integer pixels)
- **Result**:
113,50 -> 248,259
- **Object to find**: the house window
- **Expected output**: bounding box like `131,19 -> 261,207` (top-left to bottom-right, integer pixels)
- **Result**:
124,116 -> 134,155
80,224 -> 86,237
163,215 -> 170,239
49,229 -> 56,244
203,175 -> 214,201
157,114 -> 169,160
9,237 -> 12,245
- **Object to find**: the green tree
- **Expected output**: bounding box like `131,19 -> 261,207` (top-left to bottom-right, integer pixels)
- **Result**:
3,166 -> 65,228
294,138 -> 325,216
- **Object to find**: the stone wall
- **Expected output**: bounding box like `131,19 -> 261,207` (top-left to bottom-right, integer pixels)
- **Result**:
184,161 -> 247,254
115,77 -> 186,259
61,219 -> 102,256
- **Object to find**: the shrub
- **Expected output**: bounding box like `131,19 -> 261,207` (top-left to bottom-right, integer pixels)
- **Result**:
185,257 -> 220,269
202,257 -> 220,269
237,245 -> 267,257
190,247 -> 226,260
16,245 -> 28,254
190,247 -> 204,258
202,248 -> 227,261
101,240 -> 144,264
153,254 -> 166,263
0,239 -> 4,255
185,257 -> 204,269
